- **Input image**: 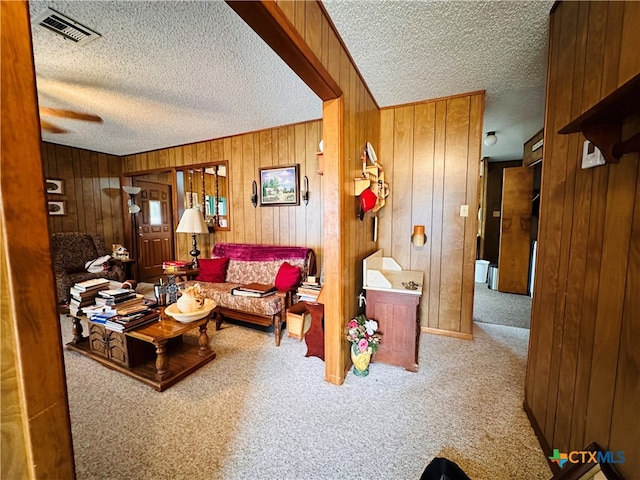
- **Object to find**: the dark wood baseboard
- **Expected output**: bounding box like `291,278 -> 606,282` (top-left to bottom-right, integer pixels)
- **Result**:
523,400 -> 560,474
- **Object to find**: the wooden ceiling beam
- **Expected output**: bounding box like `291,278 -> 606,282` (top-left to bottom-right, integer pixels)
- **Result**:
226,0 -> 342,101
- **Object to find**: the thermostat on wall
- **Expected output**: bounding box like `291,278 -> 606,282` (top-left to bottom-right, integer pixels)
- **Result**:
582,140 -> 605,169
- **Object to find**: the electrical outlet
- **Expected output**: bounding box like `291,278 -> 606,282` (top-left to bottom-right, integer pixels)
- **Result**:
493,210 -> 501,218
460,205 -> 469,217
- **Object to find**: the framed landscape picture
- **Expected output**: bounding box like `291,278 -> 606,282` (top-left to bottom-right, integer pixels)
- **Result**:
259,164 -> 300,206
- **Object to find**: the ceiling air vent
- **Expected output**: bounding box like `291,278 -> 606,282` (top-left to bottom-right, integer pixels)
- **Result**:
32,8 -> 101,46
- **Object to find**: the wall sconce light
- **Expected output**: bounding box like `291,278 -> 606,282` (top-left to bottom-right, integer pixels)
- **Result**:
483,131 -> 498,147
412,225 -> 426,247
251,180 -> 258,208
302,176 -> 309,206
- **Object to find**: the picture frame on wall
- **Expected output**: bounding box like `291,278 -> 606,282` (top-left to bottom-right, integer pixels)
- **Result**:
259,164 -> 300,206
48,200 -> 66,216
45,178 -> 64,195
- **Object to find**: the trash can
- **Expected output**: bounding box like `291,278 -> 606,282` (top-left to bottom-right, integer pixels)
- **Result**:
475,260 -> 490,283
488,264 -> 498,290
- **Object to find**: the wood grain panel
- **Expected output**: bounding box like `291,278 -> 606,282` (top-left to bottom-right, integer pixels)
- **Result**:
1,2 -> 75,477
42,143 -> 125,246
438,97 -> 470,332
379,92 -> 483,335
411,103 -> 435,326
525,3 -> 640,477
608,153 -> 640,472
429,100 -> 447,329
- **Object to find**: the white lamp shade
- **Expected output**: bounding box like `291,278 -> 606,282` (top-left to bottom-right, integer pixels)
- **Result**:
176,208 -> 209,234
122,185 -> 141,195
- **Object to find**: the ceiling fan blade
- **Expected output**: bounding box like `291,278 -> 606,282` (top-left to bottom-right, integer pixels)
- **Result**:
41,120 -> 69,134
39,107 -> 103,123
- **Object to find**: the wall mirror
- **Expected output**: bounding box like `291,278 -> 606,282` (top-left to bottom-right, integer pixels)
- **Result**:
176,160 -> 230,232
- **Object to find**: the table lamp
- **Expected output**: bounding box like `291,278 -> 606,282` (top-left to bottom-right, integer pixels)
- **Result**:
176,208 -> 209,268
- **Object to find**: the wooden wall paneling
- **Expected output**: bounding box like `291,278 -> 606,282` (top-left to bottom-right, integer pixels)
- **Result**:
305,1 -> 322,60
294,123 -> 307,248
584,154 -> 637,445
525,3 -> 640,474
608,152 -> 640,475
305,121 -> 323,271
601,2 -> 624,99
1,2 -> 75,476
230,136 -> 244,244
411,103 -> 435,326
529,1 -> 576,431
97,153 -> 113,244
429,100 -> 446,329
258,130 -> 274,245
276,0 -> 294,25
525,0 -> 561,416
569,164 -> 608,450
542,2 -> 579,438
438,97 -> 470,333
378,109 -> 394,257
460,94 -> 482,334
618,1 -> 640,84
89,151 -> 103,238
244,133 -> 258,246
391,106 -> 414,270
551,0 -> 591,451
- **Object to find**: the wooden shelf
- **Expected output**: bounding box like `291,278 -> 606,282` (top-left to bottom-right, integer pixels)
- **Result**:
558,73 -> 640,164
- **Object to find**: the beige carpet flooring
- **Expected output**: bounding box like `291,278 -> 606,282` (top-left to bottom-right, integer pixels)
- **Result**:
60,314 -> 551,480
473,282 -> 532,329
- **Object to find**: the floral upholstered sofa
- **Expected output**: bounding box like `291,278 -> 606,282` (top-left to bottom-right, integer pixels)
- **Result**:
183,243 -> 315,346
51,232 -> 126,303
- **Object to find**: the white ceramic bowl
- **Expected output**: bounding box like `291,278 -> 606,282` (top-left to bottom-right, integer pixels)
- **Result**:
165,299 -> 216,323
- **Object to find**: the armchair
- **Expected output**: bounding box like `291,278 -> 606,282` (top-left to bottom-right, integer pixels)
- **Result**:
51,233 -> 126,303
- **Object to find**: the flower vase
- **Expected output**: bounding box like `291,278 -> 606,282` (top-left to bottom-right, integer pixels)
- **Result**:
350,343 -> 372,377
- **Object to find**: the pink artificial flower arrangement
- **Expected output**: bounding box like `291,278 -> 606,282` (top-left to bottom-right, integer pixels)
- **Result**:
345,314 -> 381,354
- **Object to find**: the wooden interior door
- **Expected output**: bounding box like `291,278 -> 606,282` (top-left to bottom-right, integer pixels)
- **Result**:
497,166 -> 534,294
134,180 -> 173,282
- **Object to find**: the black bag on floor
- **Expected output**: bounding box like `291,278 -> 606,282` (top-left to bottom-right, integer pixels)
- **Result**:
419,457 -> 472,480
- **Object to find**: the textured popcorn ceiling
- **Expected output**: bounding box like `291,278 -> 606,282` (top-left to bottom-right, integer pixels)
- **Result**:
29,1 -> 322,156
323,0 -> 555,161
29,1 -> 554,160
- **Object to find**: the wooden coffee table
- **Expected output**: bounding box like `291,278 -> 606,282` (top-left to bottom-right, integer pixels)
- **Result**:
66,310 -> 216,391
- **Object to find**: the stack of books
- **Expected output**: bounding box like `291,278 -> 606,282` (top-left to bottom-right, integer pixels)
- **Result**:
162,260 -> 193,272
104,309 -> 160,332
231,283 -> 277,297
95,288 -> 145,314
297,280 -> 322,302
69,278 -> 110,316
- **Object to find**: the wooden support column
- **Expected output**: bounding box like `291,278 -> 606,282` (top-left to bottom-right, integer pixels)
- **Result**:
1,1 -> 76,478
322,97 -> 347,384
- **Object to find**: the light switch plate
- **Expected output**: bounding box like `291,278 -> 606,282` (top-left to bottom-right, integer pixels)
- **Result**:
582,140 -> 606,169
460,205 -> 469,217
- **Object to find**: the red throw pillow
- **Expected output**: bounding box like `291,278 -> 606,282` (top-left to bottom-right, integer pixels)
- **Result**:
275,262 -> 301,290
195,257 -> 229,283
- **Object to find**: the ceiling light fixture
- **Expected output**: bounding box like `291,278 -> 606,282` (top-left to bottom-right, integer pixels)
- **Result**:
484,132 -> 498,147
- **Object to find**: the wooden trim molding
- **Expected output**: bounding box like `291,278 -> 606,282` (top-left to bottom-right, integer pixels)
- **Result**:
523,400 -> 559,474
379,90 -> 486,111
421,327 -> 473,341
226,0 -> 342,100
